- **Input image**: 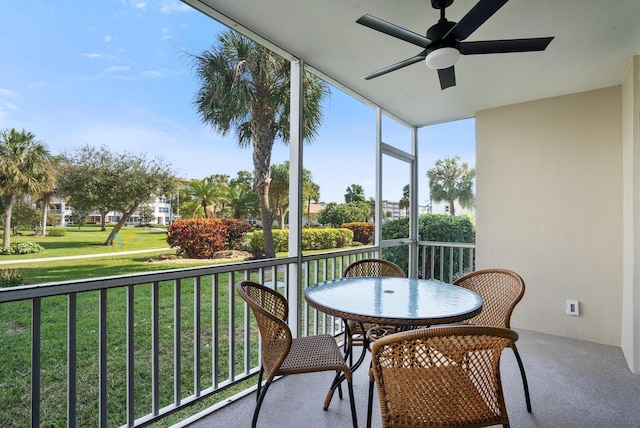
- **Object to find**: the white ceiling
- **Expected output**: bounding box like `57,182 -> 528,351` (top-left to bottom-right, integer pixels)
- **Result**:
184,0 -> 640,128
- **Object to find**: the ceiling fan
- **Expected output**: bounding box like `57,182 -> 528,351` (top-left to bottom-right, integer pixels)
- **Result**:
356,0 -> 554,90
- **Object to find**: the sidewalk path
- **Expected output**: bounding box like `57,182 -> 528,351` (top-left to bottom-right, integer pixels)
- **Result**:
0,248 -> 171,265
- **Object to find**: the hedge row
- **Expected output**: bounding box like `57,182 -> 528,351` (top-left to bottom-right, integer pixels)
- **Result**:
249,228 -> 354,253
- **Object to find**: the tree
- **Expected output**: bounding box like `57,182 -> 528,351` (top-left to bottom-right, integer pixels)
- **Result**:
0,128 -> 57,249
426,156 -> 475,216
304,181 -> 320,226
103,152 -> 177,245
344,184 -> 365,203
317,201 -> 372,227
190,30 -> 329,257
137,203 -> 156,226
399,184 -> 410,216
57,146 -> 119,231
187,178 -> 219,218
269,161 -> 318,229
228,171 -> 259,220
10,203 -> 40,235
59,145 -> 177,245
206,174 -> 231,217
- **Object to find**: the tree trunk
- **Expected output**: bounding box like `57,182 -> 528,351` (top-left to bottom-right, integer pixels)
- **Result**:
2,195 -> 13,249
257,184 -> 275,257
104,207 -> 136,245
100,209 -> 108,231
40,195 -> 50,236
449,199 -> 456,216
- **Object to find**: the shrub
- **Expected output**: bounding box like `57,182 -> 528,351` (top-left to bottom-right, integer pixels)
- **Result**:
10,242 -> 45,255
381,214 -> 475,281
0,268 -> 24,287
166,218 -> 228,259
341,222 -> 374,244
47,227 -> 66,237
250,228 -> 353,253
220,218 -> 253,250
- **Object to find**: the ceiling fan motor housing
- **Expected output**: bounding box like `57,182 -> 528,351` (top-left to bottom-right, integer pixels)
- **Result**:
431,0 -> 454,9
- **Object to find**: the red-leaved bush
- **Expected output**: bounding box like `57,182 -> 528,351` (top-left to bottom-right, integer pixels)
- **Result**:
341,222 -> 375,244
167,218 -> 228,259
219,218 -> 253,250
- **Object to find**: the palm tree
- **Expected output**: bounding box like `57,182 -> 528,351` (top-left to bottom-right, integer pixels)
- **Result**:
345,184 -> 365,203
399,184 -> 410,216
227,181 -> 259,220
191,30 -> 329,257
0,128 -> 56,249
304,181 -> 320,226
187,178 -> 219,218
206,174 -> 231,217
426,156 -> 475,216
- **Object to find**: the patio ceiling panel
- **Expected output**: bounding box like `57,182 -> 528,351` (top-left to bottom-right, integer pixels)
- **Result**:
186,0 -> 640,127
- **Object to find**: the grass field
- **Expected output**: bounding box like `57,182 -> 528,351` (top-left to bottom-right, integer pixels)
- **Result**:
0,227 -> 264,427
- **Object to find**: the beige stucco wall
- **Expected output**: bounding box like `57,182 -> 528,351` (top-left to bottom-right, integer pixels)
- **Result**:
621,55 -> 640,372
475,87 -> 623,346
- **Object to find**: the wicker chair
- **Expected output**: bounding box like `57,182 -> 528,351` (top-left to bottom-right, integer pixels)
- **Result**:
236,281 -> 358,428
342,259 -> 406,357
369,326 -> 518,428
453,268 -> 532,412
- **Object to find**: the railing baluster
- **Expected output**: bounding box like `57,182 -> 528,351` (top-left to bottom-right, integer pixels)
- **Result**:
31,297 -> 41,428
67,293 -> 77,428
151,282 -> 159,416
126,286 -> 135,427
174,279 -> 181,406
449,247 -> 454,282
212,274 -> 219,389
228,273 -> 235,383
98,290 -> 107,428
194,276 -> 201,397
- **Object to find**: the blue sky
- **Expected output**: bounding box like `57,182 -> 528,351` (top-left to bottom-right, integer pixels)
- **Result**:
0,0 -> 475,204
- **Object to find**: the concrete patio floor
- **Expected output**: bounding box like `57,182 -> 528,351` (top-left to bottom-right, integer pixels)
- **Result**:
182,329 -> 640,427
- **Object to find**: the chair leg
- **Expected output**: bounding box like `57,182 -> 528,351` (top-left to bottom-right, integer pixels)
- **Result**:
256,366 -> 264,401
511,342 -> 532,412
252,380 -> 272,428
366,378 -> 374,428
346,378 -> 359,428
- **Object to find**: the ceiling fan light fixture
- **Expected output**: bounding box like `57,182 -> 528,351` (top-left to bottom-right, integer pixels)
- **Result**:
425,47 -> 460,69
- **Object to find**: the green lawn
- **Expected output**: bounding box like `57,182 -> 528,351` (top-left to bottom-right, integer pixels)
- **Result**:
2,226 -> 170,260
0,227 -> 340,427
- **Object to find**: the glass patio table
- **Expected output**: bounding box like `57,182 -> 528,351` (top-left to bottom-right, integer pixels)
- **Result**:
305,276 -> 483,329
305,276 -> 483,412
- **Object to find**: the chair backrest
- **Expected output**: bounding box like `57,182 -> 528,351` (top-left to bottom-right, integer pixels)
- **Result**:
370,325 -> 517,428
343,258 -> 406,278
236,281 -> 291,378
453,268 -> 525,328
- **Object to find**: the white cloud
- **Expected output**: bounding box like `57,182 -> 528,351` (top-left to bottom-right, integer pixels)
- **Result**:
82,52 -> 104,59
159,0 -> 192,14
104,35 -> 114,43
2,102 -> 18,111
82,52 -> 118,61
142,70 -> 162,78
134,2 -> 146,11
0,88 -> 17,98
105,65 -> 131,72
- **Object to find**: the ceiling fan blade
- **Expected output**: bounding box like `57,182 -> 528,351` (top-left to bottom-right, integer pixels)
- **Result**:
437,66 -> 456,90
459,37 -> 553,54
362,54 -> 426,80
357,14 -> 431,48
444,0 -> 509,41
